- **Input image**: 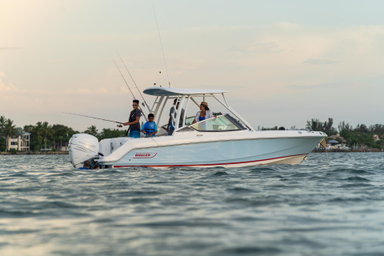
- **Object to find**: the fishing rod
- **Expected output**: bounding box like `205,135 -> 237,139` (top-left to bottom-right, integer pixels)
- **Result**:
153,4 -> 171,88
63,112 -> 124,125
113,60 -> 148,123
116,52 -> 151,113
113,60 -> 137,100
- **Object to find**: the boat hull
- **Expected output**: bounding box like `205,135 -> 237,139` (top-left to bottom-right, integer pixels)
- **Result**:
98,134 -> 324,168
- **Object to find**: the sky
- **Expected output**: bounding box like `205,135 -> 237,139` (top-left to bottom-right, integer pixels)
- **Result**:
1,0 -> 384,132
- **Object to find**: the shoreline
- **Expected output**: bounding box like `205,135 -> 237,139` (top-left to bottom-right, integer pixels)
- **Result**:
0,152 -> 69,155
1,151 -> 383,156
313,150 -> 383,153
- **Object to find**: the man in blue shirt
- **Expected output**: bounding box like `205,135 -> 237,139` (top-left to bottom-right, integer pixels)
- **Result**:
141,113 -> 158,137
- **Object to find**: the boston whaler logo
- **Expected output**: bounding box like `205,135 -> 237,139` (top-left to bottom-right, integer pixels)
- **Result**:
133,152 -> 157,159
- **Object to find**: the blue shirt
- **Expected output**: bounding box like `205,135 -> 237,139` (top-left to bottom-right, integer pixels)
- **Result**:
141,121 -> 158,137
78,167 -> 90,170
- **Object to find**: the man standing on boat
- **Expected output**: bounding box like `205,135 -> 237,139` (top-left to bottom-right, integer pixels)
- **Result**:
120,99 -> 142,138
166,99 -> 177,135
166,99 -> 184,135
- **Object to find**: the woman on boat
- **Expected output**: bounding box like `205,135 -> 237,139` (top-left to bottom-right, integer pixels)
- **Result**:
192,102 -> 213,124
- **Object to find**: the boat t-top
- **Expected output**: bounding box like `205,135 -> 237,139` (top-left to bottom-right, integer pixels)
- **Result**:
69,87 -> 327,168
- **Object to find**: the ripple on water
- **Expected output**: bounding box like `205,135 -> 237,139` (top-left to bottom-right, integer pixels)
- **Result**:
226,187 -> 253,193
343,176 -> 370,182
213,171 -> 228,176
219,246 -> 281,254
0,153 -> 384,256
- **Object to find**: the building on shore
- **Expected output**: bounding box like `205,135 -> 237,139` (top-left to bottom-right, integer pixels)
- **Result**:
6,132 -> 31,152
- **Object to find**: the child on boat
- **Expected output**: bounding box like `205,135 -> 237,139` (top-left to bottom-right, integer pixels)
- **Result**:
141,113 -> 158,137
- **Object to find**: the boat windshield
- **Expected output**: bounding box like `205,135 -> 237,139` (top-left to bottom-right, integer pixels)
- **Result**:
190,114 -> 246,132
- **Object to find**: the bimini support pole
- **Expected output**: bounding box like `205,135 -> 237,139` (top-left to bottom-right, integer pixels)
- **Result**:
182,95 -> 191,127
153,96 -> 165,118
156,96 -> 169,125
190,97 -> 200,108
175,95 -> 186,130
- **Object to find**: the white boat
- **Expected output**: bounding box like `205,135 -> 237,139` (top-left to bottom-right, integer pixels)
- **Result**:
69,87 -> 327,168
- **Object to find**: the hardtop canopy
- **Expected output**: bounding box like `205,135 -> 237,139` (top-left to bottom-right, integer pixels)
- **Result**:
143,87 -> 228,97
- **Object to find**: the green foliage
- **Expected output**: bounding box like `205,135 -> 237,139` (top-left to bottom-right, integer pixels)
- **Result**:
9,148 -> 17,154
25,122 -> 78,152
38,122 -> 55,150
0,137 -> 5,152
305,118 -> 384,150
0,116 -> 6,135
25,122 -> 41,151
338,121 -> 384,150
84,125 -> 98,136
0,117 -> 21,152
3,119 -> 17,138
306,118 -> 337,135
51,124 -> 77,151
97,128 -> 125,140
52,148 -> 57,152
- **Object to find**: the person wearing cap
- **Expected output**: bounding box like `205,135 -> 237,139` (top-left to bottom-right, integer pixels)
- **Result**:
192,102 -> 214,124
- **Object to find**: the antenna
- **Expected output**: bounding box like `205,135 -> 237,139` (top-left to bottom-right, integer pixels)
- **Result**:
153,4 -> 171,88
116,52 -> 151,112
159,71 -> 162,87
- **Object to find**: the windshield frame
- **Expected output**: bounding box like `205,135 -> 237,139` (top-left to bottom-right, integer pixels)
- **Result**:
189,114 -> 248,132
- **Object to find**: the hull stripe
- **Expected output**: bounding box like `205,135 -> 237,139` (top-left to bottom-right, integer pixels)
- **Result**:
112,153 -> 308,168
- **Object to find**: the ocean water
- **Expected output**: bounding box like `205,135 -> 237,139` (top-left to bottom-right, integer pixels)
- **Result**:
1,153 -> 384,256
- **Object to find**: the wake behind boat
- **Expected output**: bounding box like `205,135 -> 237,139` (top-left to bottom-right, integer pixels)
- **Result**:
69,87 -> 327,168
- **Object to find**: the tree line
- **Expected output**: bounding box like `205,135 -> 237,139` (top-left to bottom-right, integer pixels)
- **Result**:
0,116 -> 126,152
2,115 -> 384,152
306,118 -> 384,150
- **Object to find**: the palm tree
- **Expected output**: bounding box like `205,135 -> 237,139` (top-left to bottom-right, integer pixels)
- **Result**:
32,122 -> 43,151
4,119 -> 17,138
38,122 -> 55,150
0,116 -> 6,135
84,125 -> 98,136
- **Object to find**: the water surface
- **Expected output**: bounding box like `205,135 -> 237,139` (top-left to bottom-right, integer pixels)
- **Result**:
1,153 -> 384,255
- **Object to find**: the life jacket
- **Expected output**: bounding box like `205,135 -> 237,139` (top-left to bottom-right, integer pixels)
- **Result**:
143,122 -> 157,134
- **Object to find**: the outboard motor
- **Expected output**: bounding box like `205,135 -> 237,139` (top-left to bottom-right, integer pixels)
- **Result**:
69,133 -> 99,168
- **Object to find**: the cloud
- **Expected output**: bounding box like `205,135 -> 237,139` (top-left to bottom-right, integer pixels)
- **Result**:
0,73 -> 17,91
62,32 -> 158,42
0,80 -> 17,91
0,47 -> 21,50
303,58 -> 340,65
235,42 -> 284,53
274,22 -> 300,30
286,81 -> 366,90
184,25 -> 248,32
77,88 -> 90,93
